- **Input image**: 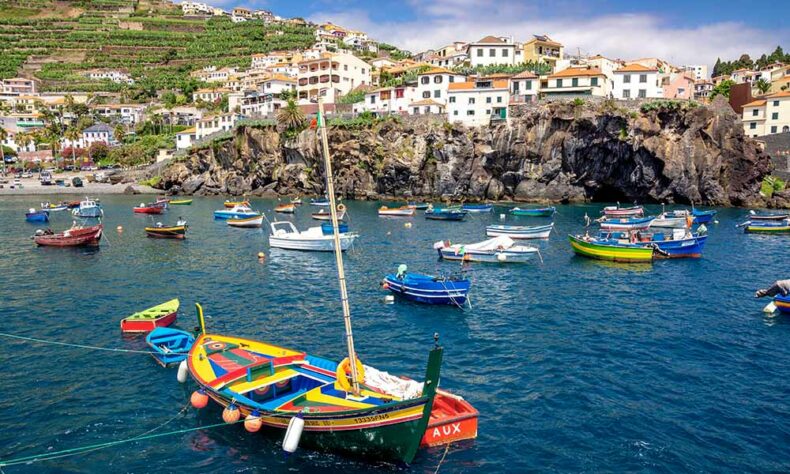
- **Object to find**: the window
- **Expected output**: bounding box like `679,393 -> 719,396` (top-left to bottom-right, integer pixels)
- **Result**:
639,74 -> 647,83
434,90 -> 440,98
784,126 -> 790,133
434,75 -> 443,84
497,96 -> 502,103
469,98 -> 475,104
556,79 -> 563,88
449,96 -> 456,103
467,110 -> 474,115
395,89 -> 404,99
489,49 -> 495,57
571,78 -> 578,87
677,88 -> 685,96
449,76 -> 455,83
525,80 -> 532,90
421,76 -> 429,85
773,101 -> 779,107
771,126 -> 777,133
591,77 -> 598,86
453,110 -> 458,116
344,65 -> 348,71
752,109 -> 759,116
750,122 -> 756,129
513,82 -> 520,93
361,69 -> 366,74
624,74 -> 631,84
638,89 -> 646,98
476,48 -> 483,57
772,112 -> 779,120
422,91 -> 430,99
485,109 -> 490,115
622,90 -> 630,99
502,49 -> 508,57
370,96 -> 375,104
486,97 -> 491,103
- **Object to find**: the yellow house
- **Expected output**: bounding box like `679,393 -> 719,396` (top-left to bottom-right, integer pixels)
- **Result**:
521,35 -> 564,67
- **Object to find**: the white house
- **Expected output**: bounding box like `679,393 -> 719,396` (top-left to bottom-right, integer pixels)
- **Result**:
415,67 -> 467,106
260,74 -> 297,97
447,79 -> 510,127
296,53 -> 371,104
83,70 -> 134,85
353,85 -> 419,115
90,104 -> 145,125
541,66 -> 610,98
192,88 -> 231,104
509,71 -> 539,103
613,63 -> 663,100
195,113 -> 242,140
62,123 -> 115,149
176,127 -> 196,150
467,36 -> 517,67
682,64 -> 708,81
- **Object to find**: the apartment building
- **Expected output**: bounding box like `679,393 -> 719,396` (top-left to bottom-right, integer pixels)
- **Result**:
195,113 -> 242,140
742,91 -> 790,137
193,88 -> 231,103
2,77 -> 38,95
415,67 -> 467,106
296,53 -> 371,104
353,85 -> 419,115
612,64 -> 663,99
467,36 -> 517,67
83,69 -> 134,84
447,79 -> 509,127
522,35 -> 564,68
90,104 -> 146,125
541,66 -> 609,98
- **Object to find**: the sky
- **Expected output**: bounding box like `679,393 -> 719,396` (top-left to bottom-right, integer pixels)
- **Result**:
208,0 -> 789,68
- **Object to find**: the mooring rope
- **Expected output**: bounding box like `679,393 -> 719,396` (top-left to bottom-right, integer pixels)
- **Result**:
0,332 -> 156,355
434,443 -> 451,474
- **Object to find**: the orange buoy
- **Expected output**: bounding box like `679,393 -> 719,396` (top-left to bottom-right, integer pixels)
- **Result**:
222,403 -> 240,423
191,389 -> 208,409
244,409 -> 262,433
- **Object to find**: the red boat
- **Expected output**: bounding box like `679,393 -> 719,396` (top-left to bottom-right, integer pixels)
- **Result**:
34,225 -> 103,247
421,389 -> 479,447
133,203 -> 164,214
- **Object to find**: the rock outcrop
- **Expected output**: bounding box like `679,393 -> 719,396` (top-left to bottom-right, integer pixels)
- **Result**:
159,98 -> 779,207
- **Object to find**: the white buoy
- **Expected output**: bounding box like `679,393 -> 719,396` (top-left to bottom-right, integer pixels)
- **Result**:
177,360 -> 189,383
384,295 -> 395,304
283,414 -> 304,453
404,222 -> 412,228
496,253 -> 507,262
713,220 -> 719,224
500,213 -> 506,220
763,302 -> 777,314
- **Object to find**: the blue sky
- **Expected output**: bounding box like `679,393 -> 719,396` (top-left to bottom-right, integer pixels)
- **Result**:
209,0 -> 789,67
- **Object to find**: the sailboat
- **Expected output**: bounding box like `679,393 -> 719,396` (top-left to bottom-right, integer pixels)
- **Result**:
185,99 -> 445,464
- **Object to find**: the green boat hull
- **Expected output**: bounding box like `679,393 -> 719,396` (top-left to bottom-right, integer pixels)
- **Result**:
568,235 -> 654,263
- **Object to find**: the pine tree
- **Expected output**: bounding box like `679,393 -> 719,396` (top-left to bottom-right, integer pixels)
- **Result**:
713,58 -> 721,77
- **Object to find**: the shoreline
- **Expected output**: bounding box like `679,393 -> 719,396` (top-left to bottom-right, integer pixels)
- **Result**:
0,175 -> 158,196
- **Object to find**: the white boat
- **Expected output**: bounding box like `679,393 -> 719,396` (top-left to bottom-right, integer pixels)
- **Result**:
227,215 -> 264,228
312,209 -> 346,221
268,221 -> 357,252
72,198 -> 103,218
486,223 -> 553,239
649,210 -> 691,229
214,204 -> 260,220
433,235 -> 539,263
378,206 -> 415,217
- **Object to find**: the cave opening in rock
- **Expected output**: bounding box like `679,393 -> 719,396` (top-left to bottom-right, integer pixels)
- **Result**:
590,184 -> 631,204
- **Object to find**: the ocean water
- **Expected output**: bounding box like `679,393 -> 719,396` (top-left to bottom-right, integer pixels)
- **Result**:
0,196 -> 789,473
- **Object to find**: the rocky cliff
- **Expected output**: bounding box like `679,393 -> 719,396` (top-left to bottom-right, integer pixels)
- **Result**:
158,97 -> 787,207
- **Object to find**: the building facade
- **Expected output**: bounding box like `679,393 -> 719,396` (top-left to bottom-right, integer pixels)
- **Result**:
542,67 -> 609,98
447,79 -> 509,127
467,36 -> 517,67
521,35 -> 564,68
612,64 -> 663,99
415,67 -> 467,106
296,53 -> 371,104
742,91 -> 790,137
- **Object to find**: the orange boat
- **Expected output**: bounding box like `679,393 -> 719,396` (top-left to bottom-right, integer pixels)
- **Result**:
275,203 -> 295,214
421,389 -> 479,447
224,199 -> 250,208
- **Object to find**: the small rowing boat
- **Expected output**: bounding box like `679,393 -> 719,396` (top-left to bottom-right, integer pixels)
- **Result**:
748,211 -> 790,221
134,202 -> 164,214
776,294 -> 790,315
291,197 -> 303,205
169,199 -> 193,205
434,236 -> 539,263
310,197 -> 330,206
601,204 -> 644,218
425,208 -> 467,221
275,203 -> 296,214
383,266 -> 471,306
145,224 -> 187,239
145,327 -> 195,367
599,216 -> 655,231
227,215 -> 264,228
224,199 -> 250,208
743,219 -> 790,233
486,223 -> 553,239
649,210 -> 692,229
25,209 -> 49,222
120,299 -> 179,333
33,224 -> 102,247
379,205 -> 415,217
214,205 -> 260,220
312,206 -> 346,220
461,203 -> 493,213
269,221 -> 357,251
41,202 -> 68,212
568,234 -> 654,263
691,208 -> 716,224
597,229 -> 707,258
510,206 -> 555,217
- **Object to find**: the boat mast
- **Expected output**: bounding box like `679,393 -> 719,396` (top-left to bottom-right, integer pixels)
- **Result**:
317,98 -> 361,396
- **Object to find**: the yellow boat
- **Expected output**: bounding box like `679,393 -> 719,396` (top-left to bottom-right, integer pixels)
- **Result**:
170,199 -> 193,205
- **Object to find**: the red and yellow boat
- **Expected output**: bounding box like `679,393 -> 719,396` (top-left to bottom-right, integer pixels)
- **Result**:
120,299 -> 179,333
224,199 -> 250,208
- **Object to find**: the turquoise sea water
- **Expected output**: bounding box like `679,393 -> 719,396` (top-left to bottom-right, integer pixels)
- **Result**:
0,196 -> 789,472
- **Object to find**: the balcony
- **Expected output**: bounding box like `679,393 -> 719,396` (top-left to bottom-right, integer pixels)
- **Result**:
319,75 -> 330,83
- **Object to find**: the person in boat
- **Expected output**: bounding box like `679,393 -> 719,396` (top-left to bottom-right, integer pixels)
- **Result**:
756,280 -> 790,298
697,223 -> 708,235
584,213 -> 591,227
395,264 -> 407,280
155,222 -> 164,228
176,217 -> 187,227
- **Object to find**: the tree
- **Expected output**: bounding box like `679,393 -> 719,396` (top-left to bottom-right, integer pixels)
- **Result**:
88,141 -> 109,162
755,78 -> 771,95
0,127 -> 7,175
16,132 -> 32,152
710,79 -> 735,100
113,124 -> 126,144
276,98 -> 305,131
64,127 -> 81,168
712,58 -> 722,78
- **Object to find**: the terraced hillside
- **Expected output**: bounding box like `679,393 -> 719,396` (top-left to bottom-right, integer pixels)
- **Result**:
0,0 -> 315,94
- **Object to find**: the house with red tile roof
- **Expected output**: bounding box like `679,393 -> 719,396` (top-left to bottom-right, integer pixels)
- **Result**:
613,63 -> 663,99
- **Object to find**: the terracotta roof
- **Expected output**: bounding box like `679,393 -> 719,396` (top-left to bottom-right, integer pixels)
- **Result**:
614,63 -> 657,73
513,70 -> 538,79
473,35 -> 506,44
548,67 -> 605,79
743,100 -> 766,107
420,67 -> 455,75
767,90 -> 790,99
525,35 -> 562,47
483,73 -> 513,79
409,99 -> 443,107
268,74 -> 296,83
177,127 -> 196,134
448,80 -> 508,91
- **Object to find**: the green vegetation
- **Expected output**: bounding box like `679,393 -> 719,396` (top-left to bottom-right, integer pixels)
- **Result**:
709,80 -> 734,100
452,61 -> 552,77
760,176 -> 786,199
139,175 -> 161,187
639,99 -> 699,113
337,89 -> 367,105
712,46 -> 788,77
377,43 -> 411,61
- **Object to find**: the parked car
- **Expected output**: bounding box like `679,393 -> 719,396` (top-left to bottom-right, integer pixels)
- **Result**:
72,177 -> 83,188
40,170 -> 53,185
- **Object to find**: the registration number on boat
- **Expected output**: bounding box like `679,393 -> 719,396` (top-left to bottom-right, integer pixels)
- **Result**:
354,413 -> 390,424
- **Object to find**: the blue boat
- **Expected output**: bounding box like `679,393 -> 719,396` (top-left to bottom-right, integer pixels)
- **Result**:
511,206 -> 556,217
692,209 -> 717,224
321,222 -> 349,235
72,199 -> 103,218
383,266 -> 470,306
599,229 -> 708,258
25,209 -> 49,223
213,205 -> 260,220
776,294 -> 790,315
310,197 -> 330,206
425,208 -> 467,221
145,327 -> 195,367
408,202 -> 429,210
462,203 -> 493,213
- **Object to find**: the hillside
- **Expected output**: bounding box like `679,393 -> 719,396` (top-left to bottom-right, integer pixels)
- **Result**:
0,0 -> 315,95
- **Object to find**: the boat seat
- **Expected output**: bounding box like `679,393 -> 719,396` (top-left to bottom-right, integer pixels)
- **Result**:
258,388 -> 309,410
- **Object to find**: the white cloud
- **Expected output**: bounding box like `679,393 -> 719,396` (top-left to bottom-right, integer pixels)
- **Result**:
308,7 -> 788,69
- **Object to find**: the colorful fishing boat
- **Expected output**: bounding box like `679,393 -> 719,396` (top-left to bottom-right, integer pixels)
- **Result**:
748,211 -> 789,221
145,224 -> 187,239
40,202 -> 68,212
486,223 -> 553,239
227,215 -> 264,228
169,199 -> 193,205
598,216 -> 655,231
134,202 -> 165,214
120,299 -> 179,333
434,235 -> 539,263
568,234 -> 654,263
310,197 -> 330,206
72,199 -> 103,218
422,390 -> 478,447
224,199 -> 250,208
145,327 -> 195,367
510,206 -> 556,217
776,295 -> 790,315
379,206 -> 416,217
691,208 -> 716,224
321,222 -> 349,234
214,205 -> 260,220
25,209 -> 49,222
743,219 -> 790,233
269,221 -> 357,251
425,208 -> 467,221
461,203 -> 493,213
33,224 -> 102,247
383,266 -> 470,305
275,203 -> 296,214
601,204 -> 644,218
597,229 -> 707,258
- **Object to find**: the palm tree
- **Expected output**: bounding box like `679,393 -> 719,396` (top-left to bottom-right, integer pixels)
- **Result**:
64,127 -> 81,169
755,78 -> 771,95
276,98 -> 305,131
16,132 -> 32,152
